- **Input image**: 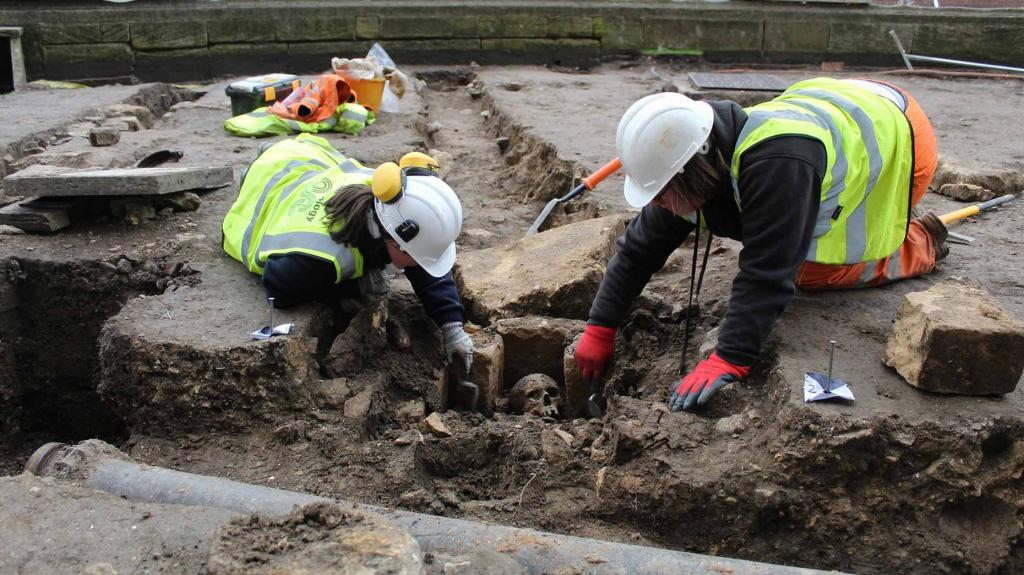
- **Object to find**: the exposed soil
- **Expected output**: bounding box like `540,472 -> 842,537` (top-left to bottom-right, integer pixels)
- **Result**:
1,61 -> 1023,574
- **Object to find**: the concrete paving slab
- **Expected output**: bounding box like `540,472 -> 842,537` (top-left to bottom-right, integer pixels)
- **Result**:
2,165 -> 233,198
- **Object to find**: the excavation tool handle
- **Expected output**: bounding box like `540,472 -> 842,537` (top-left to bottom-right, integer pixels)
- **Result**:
525,158 -> 622,236
939,194 -> 1016,225
448,360 -> 480,413
563,157 -> 622,203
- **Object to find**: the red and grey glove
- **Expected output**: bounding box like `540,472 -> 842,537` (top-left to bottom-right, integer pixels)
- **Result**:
575,324 -> 616,382
669,352 -> 750,412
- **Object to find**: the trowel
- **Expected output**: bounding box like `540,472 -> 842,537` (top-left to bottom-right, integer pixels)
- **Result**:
447,359 -> 480,413
586,375 -> 605,418
525,158 -> 622,236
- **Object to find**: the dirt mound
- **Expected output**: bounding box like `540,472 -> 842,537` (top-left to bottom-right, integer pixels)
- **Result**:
207,501 -> 422,575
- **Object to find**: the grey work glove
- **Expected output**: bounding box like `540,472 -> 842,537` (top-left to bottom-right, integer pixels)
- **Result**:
441,322 -> 473,373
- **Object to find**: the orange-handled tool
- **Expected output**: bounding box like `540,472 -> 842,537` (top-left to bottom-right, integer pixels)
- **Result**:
526,158 -> 622,236
939,194 -> 1015,225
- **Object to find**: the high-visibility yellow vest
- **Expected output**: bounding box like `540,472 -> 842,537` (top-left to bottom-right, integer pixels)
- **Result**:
731,77 -> 914,265
224,103 -> 374,138
222,134 -> 376,281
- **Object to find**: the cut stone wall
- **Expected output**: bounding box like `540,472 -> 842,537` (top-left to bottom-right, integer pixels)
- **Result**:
2,1 -> 1023,83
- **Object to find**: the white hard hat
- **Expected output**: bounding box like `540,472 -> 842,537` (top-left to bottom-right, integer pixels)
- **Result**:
616,92 -> 714,208
374,174 -> 463,277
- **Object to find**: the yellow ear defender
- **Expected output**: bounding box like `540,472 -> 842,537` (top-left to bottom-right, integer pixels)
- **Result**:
399,152 -> 440,177
372,161 -> 404,204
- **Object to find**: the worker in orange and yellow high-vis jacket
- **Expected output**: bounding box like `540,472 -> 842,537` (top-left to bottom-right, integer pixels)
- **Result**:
574,77 -> 945,412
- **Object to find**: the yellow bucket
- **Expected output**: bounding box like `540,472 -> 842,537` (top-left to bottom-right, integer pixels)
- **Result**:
346,77 -> 386,112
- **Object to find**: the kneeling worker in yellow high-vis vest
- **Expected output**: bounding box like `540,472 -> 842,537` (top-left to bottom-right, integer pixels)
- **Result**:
222,134 -> 472,371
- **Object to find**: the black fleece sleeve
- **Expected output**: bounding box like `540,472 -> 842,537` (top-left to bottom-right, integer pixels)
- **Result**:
587,205 -> 695,327
715,137 -> 824,366
404,265 -> 465,326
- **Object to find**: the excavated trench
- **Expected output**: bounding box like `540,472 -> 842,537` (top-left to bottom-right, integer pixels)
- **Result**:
4,70 -> 1024,575
0,256 -> 194,474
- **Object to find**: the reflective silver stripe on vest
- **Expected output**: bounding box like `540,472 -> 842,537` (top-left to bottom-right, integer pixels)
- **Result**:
761,101 -> 848,261
339,158 -> 374,175
858,260 -> 877,286
790,89 -> 885,263
249,110 -> 270,118
341,107 -> 367,123
885,248 -> 902,282
257,231 -> 357,281
241,159 -> 329,268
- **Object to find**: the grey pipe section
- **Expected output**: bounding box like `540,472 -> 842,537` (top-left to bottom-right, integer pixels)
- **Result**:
29,441 -> 845,575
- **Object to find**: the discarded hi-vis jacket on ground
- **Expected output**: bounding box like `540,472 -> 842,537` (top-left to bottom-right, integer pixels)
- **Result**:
222,134 -> 376,280
224,102 -> 374,137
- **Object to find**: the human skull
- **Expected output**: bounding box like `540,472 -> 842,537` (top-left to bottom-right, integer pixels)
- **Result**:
508,374 -> 562,418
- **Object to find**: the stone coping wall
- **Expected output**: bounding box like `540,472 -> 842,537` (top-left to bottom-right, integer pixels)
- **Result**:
2,1 -> 1023,83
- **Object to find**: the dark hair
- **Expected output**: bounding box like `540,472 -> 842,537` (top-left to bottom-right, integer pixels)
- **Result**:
324,184 -> 375,245
663,138 -> 728,206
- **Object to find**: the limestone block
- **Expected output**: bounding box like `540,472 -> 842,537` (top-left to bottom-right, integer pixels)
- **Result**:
2,166 -> 233,198
936,183 -> 995,203
276,16 -> 354,42
100,104 -> 156,128
207,19 -> 275,44
479,15 -> 548,39
104,116 -> 142,132
39,23 -> 129,45
548,16 -> 594,39
355,16 -> 380,40
764,20 -> 829,52
884,283 -> 1024,395
645,18 -> 762,51
381,17 -> 453,39
42,43 -> 132,79
593,16 -> 643,54
135,48 -> 211,83
132,22 -> 207,50
830,23 -> 915,54
88,127 -> 120,147
466,330 -> 503,414
495,316 -> 585,389
454,214 -> 629,323
932,159 -> 1024,196
452,17 -> 479,39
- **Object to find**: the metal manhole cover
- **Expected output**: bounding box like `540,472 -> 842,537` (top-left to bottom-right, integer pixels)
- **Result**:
687,72 -> 791,92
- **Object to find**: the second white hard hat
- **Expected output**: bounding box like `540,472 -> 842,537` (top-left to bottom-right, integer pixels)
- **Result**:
616,92 -> 715,208
374,174 -> 463,277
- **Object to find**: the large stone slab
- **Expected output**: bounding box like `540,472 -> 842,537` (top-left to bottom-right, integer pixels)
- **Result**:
2,166 -> 233,198
454,214 -> 629,324
884,282 -> 1024,395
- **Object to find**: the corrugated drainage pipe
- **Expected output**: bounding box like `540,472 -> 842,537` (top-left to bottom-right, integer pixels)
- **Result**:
27,440 -> 847,575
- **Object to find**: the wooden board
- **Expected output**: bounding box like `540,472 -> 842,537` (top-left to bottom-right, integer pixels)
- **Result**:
2,165 -> 233,198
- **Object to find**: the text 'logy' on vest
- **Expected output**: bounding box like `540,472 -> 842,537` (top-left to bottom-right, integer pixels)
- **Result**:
222,134 -> 376,282
731,77 -> 914,265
